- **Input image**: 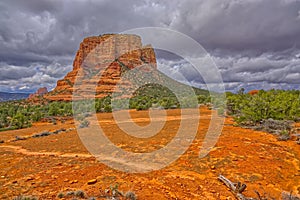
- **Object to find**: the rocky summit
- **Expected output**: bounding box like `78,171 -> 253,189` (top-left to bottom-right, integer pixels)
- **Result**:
28,87 -> 48,99
45,34 -> 157,101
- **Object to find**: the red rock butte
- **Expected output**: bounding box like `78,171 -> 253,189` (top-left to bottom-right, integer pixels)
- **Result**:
45,34 -> 157,101
248,90 -> 259,95
29,87 -> 48,99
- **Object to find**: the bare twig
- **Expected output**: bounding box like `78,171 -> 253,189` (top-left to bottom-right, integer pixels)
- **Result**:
218,175 -> 257,200
254,190 -> 262,200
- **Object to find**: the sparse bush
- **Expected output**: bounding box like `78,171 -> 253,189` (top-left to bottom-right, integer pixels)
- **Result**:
83,112 -> 92,118
51,118 -> 57,125
66,191 -> 75,196
15,135 -> 26,141
261,119 -> 292,134
32,131 -> 52,138
79,119 -> 90,128
57,192 -> 64,198
125,191 -> 137,200
217,107 -> 225,116
13,196 -> 38,200
278,130 -> 291,141
74,190 -> 86,198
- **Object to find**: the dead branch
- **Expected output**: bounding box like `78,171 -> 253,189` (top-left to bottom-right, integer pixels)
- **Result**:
218,175 -> 257,200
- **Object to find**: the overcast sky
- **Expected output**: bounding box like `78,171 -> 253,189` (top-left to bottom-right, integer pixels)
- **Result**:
0,0 -> 300,93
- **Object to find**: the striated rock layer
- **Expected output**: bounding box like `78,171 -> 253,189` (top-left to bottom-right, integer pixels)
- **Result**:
45,34 -> 157,101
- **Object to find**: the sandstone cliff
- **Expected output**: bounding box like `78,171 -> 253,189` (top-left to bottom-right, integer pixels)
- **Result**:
45,34 -> 157,101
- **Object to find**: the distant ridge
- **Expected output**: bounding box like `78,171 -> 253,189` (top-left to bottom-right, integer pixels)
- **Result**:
0,92 -> 29,102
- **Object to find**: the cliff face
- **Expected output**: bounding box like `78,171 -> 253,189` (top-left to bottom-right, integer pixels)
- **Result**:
45,34 -> 157,101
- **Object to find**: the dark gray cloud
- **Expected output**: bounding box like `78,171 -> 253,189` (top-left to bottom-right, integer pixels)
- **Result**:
170,0 -> 300,53
0,0 -> 299,93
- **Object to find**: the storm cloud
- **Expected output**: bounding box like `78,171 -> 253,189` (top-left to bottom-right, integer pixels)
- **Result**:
0,0 -> 299,93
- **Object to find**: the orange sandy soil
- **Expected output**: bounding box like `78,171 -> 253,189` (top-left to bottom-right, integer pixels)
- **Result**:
0,107 -> 299,199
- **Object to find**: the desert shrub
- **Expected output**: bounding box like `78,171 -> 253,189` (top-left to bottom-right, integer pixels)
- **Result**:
74,190 -> 86,198
278,131 -> 291,141
65,191 -> 75,196
13,196 -> 38,200
15,135 -> 26,141
0,99 -> 74,131
110,184 -> 123,198
51,118 -> 57,125
260,119 -> 292,133
57,192 -> 64,198
32,131 -> 52,138
217,107 -> 225,116
79,119 -> 90,128
125,191 -> 137,200
227,89 -> 300,126
11,112 -> 26,129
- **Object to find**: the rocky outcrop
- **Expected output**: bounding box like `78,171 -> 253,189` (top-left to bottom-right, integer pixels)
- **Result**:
45,34 -> 157,101
29,87 -> 48,99
248,90 -> 259,95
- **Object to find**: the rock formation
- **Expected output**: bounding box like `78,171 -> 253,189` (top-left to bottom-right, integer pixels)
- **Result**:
29,87 -> 48,99
248,90 -> 259,95
45,34 -> 157,101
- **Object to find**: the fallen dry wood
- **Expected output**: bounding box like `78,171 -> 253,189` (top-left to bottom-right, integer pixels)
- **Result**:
282,191 -> 300,200
218,175 -> 257,200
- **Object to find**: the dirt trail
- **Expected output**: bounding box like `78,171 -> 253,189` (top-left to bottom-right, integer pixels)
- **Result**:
0,145 -> 92,158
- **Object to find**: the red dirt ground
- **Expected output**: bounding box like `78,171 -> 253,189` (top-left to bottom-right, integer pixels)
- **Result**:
0,107 -> 299,199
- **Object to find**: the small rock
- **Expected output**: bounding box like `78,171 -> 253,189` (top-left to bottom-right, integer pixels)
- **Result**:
220,195 -> 227,200
87,179 -> 97,185
294,173 -> 300,176
74,165 -> 81,170
51,175 -> 58,179
69,179 -> 78,184
26,177 -> 34,181
197,174 -> 206,180
249,173 -> 263,182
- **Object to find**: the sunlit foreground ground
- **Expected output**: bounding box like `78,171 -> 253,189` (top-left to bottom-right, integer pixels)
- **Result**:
0,107 -> 299,199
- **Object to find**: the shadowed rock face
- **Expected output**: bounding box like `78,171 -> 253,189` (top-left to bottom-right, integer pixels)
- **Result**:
46,34 -> 157,101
